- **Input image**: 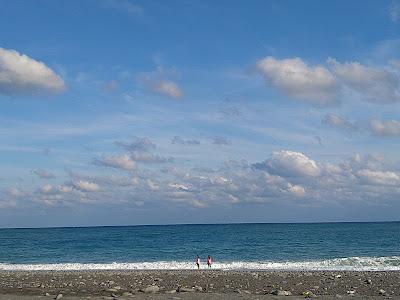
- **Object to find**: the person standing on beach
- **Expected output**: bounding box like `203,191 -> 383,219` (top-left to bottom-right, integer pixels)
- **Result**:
196,255 -> 200,270
207,255 -> 212,268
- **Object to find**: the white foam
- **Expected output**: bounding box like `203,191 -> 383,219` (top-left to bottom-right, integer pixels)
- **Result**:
1,256 -> 400,271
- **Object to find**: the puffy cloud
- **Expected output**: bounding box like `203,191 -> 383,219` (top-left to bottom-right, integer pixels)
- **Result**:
323,113 -> 357,132
357,169 -> 400,186
286,183 -> 306,197
0,47 -> 65,95
168,182 -> 190,191
253,150 -> 320,177
31,169 -> 56,179
38,184 -> 73,195
256,56 -> 400,105
5,148 -> 400,210
328,58 -> 400,104
369,119 -> 400,136
211,136 -> 231,145
72,180 -> 100,192
256,56 -> 338,105
151,79 -> 182,98
40,184 -> 54,194
94,154 -> 136,170
171,136 -> 200,146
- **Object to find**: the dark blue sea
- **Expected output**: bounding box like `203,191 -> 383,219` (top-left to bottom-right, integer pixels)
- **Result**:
0,222 -> 399,271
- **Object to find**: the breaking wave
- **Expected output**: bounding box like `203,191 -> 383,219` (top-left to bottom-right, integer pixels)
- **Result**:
1,256 -> 400,271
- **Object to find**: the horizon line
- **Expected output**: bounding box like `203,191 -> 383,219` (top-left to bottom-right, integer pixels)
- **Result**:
0,220 -> 399,230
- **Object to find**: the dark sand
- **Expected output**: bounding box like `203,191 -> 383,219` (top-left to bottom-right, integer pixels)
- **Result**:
0,270 -> 399,299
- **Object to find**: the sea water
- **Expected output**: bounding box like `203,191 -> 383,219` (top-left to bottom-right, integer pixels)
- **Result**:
0,222 -> 399,271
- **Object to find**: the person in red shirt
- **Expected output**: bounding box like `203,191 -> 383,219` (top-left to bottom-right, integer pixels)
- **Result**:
207,255 -> 212,268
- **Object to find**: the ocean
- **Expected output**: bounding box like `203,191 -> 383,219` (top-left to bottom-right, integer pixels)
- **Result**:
0,222 -> 399,271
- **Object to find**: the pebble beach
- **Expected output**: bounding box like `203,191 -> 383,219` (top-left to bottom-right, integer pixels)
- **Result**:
0,270 -> 399,299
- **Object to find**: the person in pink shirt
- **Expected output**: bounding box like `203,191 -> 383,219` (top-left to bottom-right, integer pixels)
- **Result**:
207,255 -> 212,268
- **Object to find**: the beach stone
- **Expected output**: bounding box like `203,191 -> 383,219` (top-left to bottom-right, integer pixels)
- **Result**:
106,288 -> 118,292
165,289 -> 177,294
144,285 -> 160,293
379,289 -> 386,295
347,290 -> 356,295
193,285 -> 203,292
365,279 -> 372,284
271,289 -> 292,296
113,286 -> 122,290
304,291 -> 317,298
177,287 -> 195,292
122,292 -> 133,296
55,294 -> 63,300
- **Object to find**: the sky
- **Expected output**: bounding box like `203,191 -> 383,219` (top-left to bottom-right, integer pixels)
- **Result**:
1,0 -> 400,228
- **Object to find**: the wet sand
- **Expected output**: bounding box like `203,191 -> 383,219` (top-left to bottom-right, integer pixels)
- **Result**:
0,270 -> 399,299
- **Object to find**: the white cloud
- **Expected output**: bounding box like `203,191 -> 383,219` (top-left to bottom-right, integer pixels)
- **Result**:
41,184 -> 54,194
0,48 -> 65,95
256,56 -> 338,105
328,58 -> 400,104
168,182 -> 190,191
286,183 -> 306,197
72,180 -> 100,192
152,79 -> 183,98
323,113 -> 357,132
357,169 -> 400,186
6,147 -> 400,211
94,154 -> 136,170
59,185 -> 73,193
254,150 -> 321,177
369,119 -> 400,136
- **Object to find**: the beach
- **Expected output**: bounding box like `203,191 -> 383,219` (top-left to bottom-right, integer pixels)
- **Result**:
0,270 -> 399,299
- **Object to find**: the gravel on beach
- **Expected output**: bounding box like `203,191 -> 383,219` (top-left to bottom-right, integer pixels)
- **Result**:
0,270 -> 399,299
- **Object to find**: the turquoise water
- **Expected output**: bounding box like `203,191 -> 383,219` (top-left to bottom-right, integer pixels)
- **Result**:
0,222 -> 399,271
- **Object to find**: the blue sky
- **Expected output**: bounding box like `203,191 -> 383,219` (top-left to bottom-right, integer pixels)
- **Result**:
1,0 -> 400,227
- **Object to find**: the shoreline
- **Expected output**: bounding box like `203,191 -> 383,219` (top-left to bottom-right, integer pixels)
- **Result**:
0,270 -> 399,299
